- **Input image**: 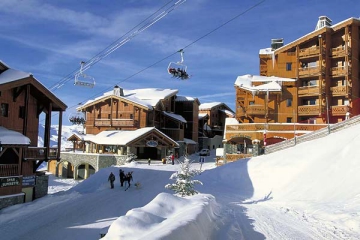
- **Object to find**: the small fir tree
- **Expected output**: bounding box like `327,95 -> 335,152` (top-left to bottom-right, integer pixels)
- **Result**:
165,157 -> 203,197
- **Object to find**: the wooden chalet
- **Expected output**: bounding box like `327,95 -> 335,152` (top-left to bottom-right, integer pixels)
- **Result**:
226,16 -> 360,153
0,60 -> 67,209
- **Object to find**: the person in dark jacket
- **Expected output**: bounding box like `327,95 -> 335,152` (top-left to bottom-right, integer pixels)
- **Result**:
108,172 -> 115,189
119,169 -> 125,187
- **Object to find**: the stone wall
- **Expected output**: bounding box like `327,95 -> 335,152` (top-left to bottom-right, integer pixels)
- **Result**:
35,174 -> 49,199
0,193 -> 24,210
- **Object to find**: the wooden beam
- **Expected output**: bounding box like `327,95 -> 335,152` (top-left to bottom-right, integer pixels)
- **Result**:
23,85 -> 30,136
57,110 -> 63,160
12,86 -> 24,102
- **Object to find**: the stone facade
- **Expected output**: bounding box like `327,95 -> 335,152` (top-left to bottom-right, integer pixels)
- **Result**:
0,193 -> 25,210
35,174 -> 49,199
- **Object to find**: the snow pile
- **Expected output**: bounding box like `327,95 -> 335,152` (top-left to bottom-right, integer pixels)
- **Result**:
104,193 -> 219,240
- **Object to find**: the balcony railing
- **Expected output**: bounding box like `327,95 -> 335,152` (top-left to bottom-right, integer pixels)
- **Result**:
331,46 -> 351,58
330,66 -> 350,77
298,105 -> 324,116
0,164 -> 19,177
298,66 -> 325,77
246,105 -> 266,115
331,105 -> 348,116
298,86 -> 322,96
298,46 -> 321,58
330,86 -> 347,96
25,147 -> 58,160
94,119 -> 137,127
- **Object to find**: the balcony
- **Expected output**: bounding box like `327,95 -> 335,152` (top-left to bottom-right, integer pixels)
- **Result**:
298,66 -> 324,77
0,164 -> 19,177
298,46 -> 321,58
331,46 -> 351,58
330,86 -> 348,96
246,105 -> 266,115
25,147 -> 58,160
298,86 -> 322,96
94,119 -> 137,127
330,66 -> 350,77
298,105 -> 324,116
331,105 -> 348,116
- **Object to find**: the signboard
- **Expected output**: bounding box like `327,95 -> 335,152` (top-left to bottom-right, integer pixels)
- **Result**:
0,177 -> 20,187
146,140 -> 158,147
22,175 -> 36,186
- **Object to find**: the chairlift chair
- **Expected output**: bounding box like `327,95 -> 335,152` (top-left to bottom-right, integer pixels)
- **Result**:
167,49 -> 190,80
74,61 -> 96,88
68,111 -> 86,125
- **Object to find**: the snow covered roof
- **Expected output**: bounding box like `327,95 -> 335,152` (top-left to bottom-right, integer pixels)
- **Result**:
199,102 -> 222,110
163,111 -> 187,123
0,126 -> 31,145
0,68 -> 31,84
183,138 -> 197,145
79,87 -> 179,111
234,74 -> 296,93
198,113 -> 208,120
86,127 -> 178,146
220,109 -> 235,117
175,96 -> 195,102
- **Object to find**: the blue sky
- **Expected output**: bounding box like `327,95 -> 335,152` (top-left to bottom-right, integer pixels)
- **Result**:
1,0 -> 359,125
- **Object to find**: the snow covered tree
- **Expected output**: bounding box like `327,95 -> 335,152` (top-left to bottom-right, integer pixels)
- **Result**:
165,157 -> 203,197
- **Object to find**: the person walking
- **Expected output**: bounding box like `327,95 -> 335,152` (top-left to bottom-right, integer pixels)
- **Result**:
108,172 -> 115,189
119,169 -> 125,187
171,153 -> 175,165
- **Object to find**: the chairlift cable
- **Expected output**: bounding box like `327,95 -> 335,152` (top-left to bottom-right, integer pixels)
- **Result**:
41,0 -> 266,123
49,0 -> 187,91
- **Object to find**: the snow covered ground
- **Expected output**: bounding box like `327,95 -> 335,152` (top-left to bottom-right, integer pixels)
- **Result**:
1,123 -> 360,239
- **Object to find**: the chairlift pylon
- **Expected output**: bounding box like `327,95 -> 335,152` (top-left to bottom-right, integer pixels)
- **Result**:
167,49 -> 190,80
74,61 -> 96,88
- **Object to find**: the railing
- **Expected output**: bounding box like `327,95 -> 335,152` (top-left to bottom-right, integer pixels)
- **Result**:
94,119 -> 136,127
0,164 -> 19,177
331,46 -> 350,57
298,66 -> 324,77
298,105 -> 324,116
25,147 -> 58,160
226,123 -> 327,132
298,46 -> 321,58
298,86 -> 322,96
331,105 -> 348,116
330,86 -> 347,96
330,66 -> 350,77
246,105 -> 266,115
265,114 -> 360,154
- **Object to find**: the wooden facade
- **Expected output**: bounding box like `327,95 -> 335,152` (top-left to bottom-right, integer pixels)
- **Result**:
232,16 -> 360,147
199,103 -> 235,137
0,60 -> 67,208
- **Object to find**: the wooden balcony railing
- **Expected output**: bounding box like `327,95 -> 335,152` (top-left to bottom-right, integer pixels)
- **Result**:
330,86 -> 347,96
331,105 -> 348,116
298,66 -> 325,77
298,105 -> 324,116
330,66 -> 350,77
94,119 -> 137,127
298,46 -> 321,58
246,105 -> 266,115
298,86 -> 322,96
25,147 -> 58,160
0,164 -> 19,177
226,123 -> 327,132
331,46 -> 351,58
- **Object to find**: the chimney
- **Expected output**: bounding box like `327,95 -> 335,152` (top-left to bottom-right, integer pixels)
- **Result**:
271,38 -> 283,50
315,16 -> 332,30
113,85 -> 124,97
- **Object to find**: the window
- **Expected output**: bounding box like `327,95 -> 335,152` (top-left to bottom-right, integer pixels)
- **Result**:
249,101 -> 255,105
1,103 -> 8,117
309,99 -> 316,105
108,114 -> 111,119
130,114 -> 133,119
19,106 -> 25,119
286,99 -> 292,107
286,62 -> 292,71
286,117 -> 292,123
124,102 -> 128,107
